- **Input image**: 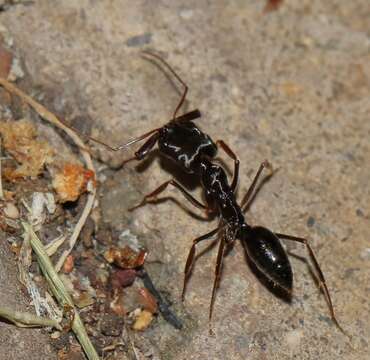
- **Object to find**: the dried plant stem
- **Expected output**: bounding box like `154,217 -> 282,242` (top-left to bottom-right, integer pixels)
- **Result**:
0,305 -> 61,330
22,221 -> 100,360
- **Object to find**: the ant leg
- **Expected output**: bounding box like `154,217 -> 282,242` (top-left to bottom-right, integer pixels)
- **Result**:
241,160 -> 273,212
129,179 -> 207,212
216,140 -> 240,192
209,234 -> 226,333
182,227 -> 220,301
275,232 -> 348,336
120,131 -> 160,166
142,51 -> 188,120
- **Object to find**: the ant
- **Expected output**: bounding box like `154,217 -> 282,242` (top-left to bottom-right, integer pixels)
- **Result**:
88,51 -> 347,336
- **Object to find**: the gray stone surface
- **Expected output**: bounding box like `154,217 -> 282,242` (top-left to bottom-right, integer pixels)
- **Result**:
1,1 -> 369,359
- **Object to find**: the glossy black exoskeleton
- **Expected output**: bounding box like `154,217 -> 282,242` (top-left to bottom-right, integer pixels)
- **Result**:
242,225 -> 293,291
158,119 -> 217,174
187,155 -> 294,322
88,51 -> 346,336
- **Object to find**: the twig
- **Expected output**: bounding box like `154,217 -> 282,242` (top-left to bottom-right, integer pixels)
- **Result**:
0,305 -> 61,330
45,233 -> 66,256
0,78 -> 96,272
17,223 -> 46,317
22,221 -> 100,360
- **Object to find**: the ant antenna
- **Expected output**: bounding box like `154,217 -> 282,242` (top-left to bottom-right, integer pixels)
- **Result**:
142,50 -> 188,121
86,127 -> 161,152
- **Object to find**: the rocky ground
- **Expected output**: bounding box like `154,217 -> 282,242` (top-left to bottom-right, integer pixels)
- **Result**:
0,1 -> 369,359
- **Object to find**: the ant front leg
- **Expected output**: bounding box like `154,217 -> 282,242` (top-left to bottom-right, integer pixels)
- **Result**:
129,179 -> 208,212
120,131 -> 160,166
275,232 -> 348,337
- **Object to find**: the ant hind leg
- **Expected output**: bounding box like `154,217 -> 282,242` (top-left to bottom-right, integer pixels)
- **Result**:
182,227 -> 220,301
208,234 -> 226,335
275,232 -> 349,337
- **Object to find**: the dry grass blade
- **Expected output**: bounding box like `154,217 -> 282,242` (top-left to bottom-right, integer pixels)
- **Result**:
22,221 -> 100,360
0,305 -> 62,330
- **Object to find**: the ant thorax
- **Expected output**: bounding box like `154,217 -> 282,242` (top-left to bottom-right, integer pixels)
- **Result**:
200,160 -> 244,227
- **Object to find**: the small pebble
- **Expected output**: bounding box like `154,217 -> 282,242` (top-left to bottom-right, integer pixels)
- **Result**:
110,292 -> 126,316
0,45 -> 12,78
306,216 -> 315,227
285,329 -> 303,349
110,269 -> 137,288
360,248 -> 370,261
125,33 -> 152,47
3,202 -> 19,219
179,9 -> 194,19
137,287 -> 158,314
63,255 -> 74,273
356,208 -> 364,217
132,309 -> 153,331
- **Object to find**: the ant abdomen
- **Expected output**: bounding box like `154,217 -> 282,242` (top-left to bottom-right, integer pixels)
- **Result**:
242,226 -> 293,293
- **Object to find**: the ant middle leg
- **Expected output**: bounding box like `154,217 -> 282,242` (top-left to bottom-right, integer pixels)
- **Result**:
129,179 -> 208,212
216,140 -> 240,192
120,131 -> 161,166
275,232 -> 348,336
240,160 -> 273,212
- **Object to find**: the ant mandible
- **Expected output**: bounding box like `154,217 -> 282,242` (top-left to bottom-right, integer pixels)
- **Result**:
88,50 -> 347,336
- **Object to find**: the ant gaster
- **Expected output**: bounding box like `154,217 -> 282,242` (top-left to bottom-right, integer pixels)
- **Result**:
89,51 -> 347,336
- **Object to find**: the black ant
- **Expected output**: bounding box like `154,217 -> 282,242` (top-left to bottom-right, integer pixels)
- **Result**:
88,51 -> 347,336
